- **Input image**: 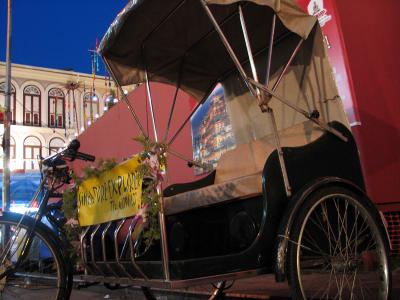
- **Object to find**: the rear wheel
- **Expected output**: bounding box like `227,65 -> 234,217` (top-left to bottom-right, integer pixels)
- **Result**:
0,212 -> 70,300
288,186 -> 391,300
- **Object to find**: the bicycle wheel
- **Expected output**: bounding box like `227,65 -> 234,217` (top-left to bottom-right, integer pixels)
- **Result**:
0,212 -> 70,300
287,186 -> 391,300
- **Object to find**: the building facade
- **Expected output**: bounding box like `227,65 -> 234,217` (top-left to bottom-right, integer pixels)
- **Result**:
0,62 -> 117,171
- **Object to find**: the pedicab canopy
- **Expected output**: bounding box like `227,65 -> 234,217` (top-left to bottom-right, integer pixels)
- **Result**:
99,0 -> 348,144
99,0 -> 347,143
99,0 -> 317,101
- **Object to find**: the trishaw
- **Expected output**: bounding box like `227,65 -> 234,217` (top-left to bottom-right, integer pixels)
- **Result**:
0,0 -> 392,299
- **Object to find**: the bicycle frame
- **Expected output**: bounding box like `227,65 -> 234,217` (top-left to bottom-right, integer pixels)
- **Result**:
0,165 -> 70,281
0,176 -> 42,276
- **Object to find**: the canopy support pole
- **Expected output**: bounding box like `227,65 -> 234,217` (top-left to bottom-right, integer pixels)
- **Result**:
168,147 -> 212,170
141,50 -> 170,280
239,6 -> 292,197
271,38 -> 303,93
238,5 -> 261,98
265,14 -> 276,87
144,65 -> 159,142
200,0 -> 258,99
168,97 -> 206,146
163,59 -> 184,143
158,186 -> 170,281
102,58 -> 147,138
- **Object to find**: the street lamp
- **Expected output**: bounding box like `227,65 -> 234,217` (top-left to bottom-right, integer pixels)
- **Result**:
3,0 -> 12,213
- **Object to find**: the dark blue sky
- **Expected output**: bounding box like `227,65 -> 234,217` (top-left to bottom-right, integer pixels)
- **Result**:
0,1 -> 126,75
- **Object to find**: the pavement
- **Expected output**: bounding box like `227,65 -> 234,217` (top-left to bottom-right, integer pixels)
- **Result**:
3,269 -> 399,299
69,271 -> 400,300
70,275 -> 292,299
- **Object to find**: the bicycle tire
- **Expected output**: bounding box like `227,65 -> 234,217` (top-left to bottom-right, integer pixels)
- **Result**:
0,212 -> 71,300
287,186 -> 391,300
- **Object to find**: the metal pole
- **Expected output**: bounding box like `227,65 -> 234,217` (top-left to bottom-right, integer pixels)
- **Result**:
102,57 -> 148,138
3,0 -> 12,213
265,14 -> 276,87
144,68 -> 159,142
271,39 -> 303,93
200,0 -> 258,98
163,59 -> 184,143
168,95 -> 205,146
238,5 -> 259,85
238,5 -> 291,197
267,109 -> 292,197
158,186 -> 170,281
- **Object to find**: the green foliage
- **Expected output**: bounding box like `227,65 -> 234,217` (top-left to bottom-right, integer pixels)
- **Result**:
133,135 -> 156,153
137,164 -> 161,247
62,188 -> 78,220
133,134 -> 168,169
64,222 -> 82,271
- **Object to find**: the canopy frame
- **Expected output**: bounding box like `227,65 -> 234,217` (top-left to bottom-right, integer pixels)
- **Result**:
200,0 -> 348,198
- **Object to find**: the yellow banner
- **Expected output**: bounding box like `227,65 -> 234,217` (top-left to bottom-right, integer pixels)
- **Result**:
77,156 -> 143,226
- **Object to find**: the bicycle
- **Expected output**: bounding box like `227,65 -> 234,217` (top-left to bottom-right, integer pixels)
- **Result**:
0,139 -> 94,300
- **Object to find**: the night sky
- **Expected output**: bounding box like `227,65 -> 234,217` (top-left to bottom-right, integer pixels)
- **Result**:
0,1 -> 126,75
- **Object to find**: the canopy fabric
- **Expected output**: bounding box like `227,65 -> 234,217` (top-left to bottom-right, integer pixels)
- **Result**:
222,25 -> 349,145
99,0 -> 317,102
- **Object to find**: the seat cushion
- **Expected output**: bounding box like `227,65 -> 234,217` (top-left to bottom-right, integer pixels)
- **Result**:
163,121 -> 324,215
164,172 -> 262,215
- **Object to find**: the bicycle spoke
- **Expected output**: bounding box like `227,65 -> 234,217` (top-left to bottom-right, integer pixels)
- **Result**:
321,201 -> 338,257
350,267 -> 358,300
295,192 -> 389,300
0,218 -> 65,300
302,229 -> 330,257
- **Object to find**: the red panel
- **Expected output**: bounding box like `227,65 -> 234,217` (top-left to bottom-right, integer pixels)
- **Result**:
333,0 -> 400,204
297,0 -> 400,204
74,82 -> 201,186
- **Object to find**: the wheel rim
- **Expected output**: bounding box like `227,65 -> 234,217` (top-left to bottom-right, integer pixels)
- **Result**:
296,193 -> 389,300
0,220 -> 64,300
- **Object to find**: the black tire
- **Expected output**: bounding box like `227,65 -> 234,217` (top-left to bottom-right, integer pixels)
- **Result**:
0,212 -> 71,300
287,186 -> 391,300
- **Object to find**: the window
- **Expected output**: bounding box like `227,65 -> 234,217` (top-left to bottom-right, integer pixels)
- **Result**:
83,92 -> 99,127
48,88 -> 65,128
23,136 -> 42,170
0,82 -> 17,124
49,137 -> 65,155
23,85 -> 41,126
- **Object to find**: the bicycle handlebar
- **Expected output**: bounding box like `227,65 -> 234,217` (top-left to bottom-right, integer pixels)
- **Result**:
42,139 -> 96,166
75,151 -> 96,162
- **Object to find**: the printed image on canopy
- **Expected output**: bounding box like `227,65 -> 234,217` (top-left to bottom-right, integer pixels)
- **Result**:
191,84 -> 236,175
